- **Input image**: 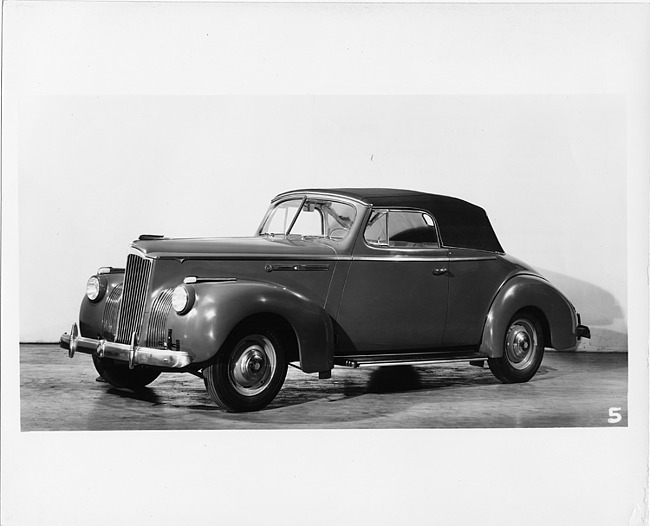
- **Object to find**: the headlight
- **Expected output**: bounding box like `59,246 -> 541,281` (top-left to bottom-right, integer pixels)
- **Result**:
172,285 -> 195,315
86,276 -> 107,302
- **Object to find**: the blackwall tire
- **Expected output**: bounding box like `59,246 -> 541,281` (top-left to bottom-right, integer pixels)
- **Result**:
92,355 -> 161,390
488,312 -> 544,383
204,325 -> 288,412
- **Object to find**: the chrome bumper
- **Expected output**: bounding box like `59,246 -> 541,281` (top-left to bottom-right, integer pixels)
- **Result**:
60,323 -> 192,369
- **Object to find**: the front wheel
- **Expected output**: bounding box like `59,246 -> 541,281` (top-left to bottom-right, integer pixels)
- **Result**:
92,355 -> 161,390
488,312 -> 544,383
203,325 -> 288,412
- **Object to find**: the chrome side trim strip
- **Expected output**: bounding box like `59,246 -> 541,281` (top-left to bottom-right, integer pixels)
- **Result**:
351,256 -> 496,262
183,276 -> 237,284
97,266 -> 125,275
160,255 -> 345,262
448,256 -> 497,262
352,256 -> 450,262
159,255 -> 496,263
264,263 -> 331,272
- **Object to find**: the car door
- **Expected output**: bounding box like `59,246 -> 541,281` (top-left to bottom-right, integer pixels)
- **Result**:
335,208 -> 450,354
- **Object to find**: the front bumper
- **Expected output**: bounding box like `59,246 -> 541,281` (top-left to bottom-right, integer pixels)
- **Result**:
60,323 -> 192,369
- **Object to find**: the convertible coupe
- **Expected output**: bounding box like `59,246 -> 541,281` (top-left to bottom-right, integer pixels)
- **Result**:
60,188 -> 590,411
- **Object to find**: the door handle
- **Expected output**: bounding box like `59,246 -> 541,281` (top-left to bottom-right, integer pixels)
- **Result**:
432,268 -> 448,275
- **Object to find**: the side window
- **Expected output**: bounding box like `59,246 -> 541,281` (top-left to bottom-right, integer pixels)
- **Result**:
364,210 -> 389,246
322,201 -> 356,240
364,209 -> 439,248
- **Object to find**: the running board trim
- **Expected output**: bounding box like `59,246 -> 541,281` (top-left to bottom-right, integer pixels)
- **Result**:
335,352 -> 485,369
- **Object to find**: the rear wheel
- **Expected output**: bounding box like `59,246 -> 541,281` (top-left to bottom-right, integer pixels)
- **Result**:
203,325 -> 288,412
488,312 -> 544,383
92,355 -> 161,390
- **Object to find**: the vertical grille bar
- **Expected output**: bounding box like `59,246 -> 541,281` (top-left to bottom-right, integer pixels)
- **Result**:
116,254 -> 152,343
101,283 -> 123,341
145,288 -> 174,348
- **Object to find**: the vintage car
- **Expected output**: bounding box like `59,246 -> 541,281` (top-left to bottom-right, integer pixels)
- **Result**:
60,188 -> 590,412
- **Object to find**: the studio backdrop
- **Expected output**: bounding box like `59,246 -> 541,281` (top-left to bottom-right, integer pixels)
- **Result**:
18,94 -> 626,351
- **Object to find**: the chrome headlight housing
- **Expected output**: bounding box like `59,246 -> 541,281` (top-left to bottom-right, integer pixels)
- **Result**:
172,284 -> 195,315
86,275 -> 107,302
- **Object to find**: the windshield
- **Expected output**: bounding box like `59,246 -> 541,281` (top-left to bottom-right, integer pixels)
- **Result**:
259,198 -> 357,240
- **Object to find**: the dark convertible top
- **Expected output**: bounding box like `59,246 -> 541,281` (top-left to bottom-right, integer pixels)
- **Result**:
277,188 -> 504,253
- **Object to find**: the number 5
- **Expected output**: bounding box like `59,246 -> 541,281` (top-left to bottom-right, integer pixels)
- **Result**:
608,407 -> 622,424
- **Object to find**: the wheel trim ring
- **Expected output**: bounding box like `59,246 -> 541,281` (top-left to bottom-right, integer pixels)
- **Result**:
228,335 -> 277,397
505,319 -> 538,370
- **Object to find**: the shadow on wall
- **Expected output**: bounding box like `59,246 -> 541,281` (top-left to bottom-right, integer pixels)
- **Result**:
537,268 -> 627,352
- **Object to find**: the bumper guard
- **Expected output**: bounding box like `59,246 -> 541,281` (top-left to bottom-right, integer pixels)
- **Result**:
60,323 -> 192,369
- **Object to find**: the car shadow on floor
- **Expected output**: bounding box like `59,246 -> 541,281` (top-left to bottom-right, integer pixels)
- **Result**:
343,363 -> 555,396
99,362 -> 556,414
359,365 -> 424,394
105,386 -> 165,404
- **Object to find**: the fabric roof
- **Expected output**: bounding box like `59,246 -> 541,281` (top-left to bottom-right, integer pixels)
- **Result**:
275,188 -> 505,253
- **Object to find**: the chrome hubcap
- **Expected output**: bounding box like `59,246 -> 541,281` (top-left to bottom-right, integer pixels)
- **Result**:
505,319 -> 538,370
229,335 -> 276,396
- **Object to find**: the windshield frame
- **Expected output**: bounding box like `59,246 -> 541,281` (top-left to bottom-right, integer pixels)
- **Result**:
257,194 -> 360,242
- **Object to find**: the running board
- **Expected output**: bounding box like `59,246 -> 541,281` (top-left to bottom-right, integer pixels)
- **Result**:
334,351 -> 485,369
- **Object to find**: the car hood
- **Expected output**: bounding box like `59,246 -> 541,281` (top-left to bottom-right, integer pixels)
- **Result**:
132,236 -> 339,259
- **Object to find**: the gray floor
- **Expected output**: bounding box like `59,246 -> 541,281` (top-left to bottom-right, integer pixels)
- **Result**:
20,344 -> 628,430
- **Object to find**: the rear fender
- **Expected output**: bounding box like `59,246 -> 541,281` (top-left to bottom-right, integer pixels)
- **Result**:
167,280 -> 334,373
480,274 -> 577,357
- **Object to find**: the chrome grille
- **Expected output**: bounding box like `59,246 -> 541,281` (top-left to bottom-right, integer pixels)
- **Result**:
101,283 -> 123,341
116,254 -> 152,343
145,288 -> 174,348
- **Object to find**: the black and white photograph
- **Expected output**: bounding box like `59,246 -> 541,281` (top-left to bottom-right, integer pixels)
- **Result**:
2,2 -> 648,525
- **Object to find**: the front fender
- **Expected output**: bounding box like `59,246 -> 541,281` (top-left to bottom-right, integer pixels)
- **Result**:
479,273 -> 578,357
167,280 -> 334,373
79,271 -> 125,340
